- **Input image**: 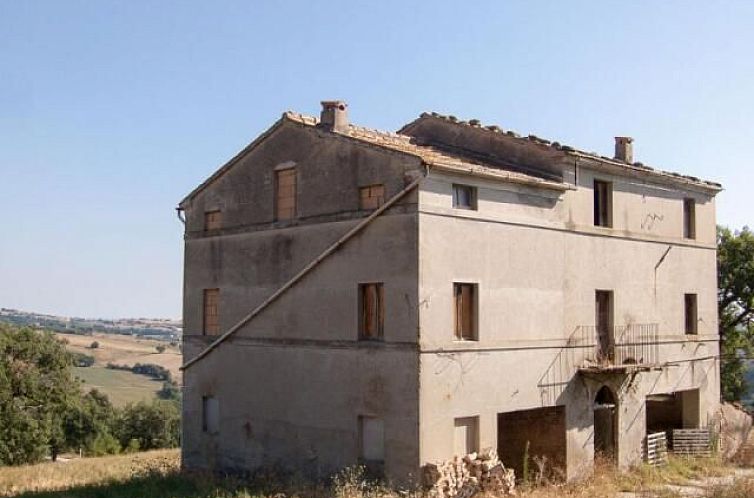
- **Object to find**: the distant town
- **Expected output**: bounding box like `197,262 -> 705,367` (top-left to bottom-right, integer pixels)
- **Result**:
0,307 -> 182,341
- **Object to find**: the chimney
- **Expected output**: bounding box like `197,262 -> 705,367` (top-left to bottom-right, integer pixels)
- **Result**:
319,100 -> 348,132
614,136 -> 634,163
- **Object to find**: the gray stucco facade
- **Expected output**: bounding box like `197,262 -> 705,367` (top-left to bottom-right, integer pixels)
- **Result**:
179,102 -> 721,484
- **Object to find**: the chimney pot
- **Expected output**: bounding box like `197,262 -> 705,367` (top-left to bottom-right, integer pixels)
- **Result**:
614,136 -> 634,163
320,100 -> 348,132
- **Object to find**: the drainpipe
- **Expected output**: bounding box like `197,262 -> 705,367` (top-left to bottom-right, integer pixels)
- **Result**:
181,169 -> 426,371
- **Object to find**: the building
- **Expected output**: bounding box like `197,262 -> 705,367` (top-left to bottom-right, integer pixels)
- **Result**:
178,101 -> 721,483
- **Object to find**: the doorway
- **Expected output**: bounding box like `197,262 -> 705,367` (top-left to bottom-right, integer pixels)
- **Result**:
594,386 -> 618,462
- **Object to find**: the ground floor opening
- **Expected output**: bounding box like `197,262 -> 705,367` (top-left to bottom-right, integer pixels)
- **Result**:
497,405 -> 566,480
646,389 -> 701,449
594,385 -> 618,463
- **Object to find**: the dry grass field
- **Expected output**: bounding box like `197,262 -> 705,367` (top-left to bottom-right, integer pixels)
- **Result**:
0,449 -> 752,498
55,332 -> 182,405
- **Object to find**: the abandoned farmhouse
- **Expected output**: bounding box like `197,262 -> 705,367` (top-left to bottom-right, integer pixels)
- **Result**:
179,101 -> 722,483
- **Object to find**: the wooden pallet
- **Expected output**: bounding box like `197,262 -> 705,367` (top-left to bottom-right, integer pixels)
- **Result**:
646,431 -> 669,466
672,429 -> 711,457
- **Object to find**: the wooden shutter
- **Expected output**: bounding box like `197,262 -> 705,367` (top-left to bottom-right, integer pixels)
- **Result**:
359,185 -> 386,210
203,289 -> 220,335
204,210 -> 222,231
360,283 -> 384,340
276,168 -> 297,220
454,284 -> 475,340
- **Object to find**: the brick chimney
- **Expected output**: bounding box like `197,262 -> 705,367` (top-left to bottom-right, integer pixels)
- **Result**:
614,136 -> 634,163
319,101 -> 348,132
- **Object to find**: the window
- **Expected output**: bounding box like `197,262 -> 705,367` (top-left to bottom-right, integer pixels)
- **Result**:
685,294 -> 698,335
359,416 -> 384,463
454,283 -> 477,341
204,210 -> 222,231
595,290 -> 614,361
452,184 -> 477,210
593,180 -> 612,227
203,289 -> 220,335
359,283 -> 384,340
454,416 -> 479,456
359,184 -> 386,210
202,395 -> 219,434
275,168 -> 297,221
683,198 -> 696,239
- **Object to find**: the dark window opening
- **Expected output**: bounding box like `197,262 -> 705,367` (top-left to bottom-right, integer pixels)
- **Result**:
593,180 -> 612,227
683,198 -> 696,239
684,294 -> 698,335
275,168 -> 297,221
452,184 -> 477,210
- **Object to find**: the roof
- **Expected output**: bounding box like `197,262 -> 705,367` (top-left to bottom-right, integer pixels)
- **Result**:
180,109 -> 721,207
400,112 -> 722,193
283,111 -> 569,191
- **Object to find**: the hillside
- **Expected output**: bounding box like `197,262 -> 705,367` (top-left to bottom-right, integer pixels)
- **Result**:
57,332 -> 182,406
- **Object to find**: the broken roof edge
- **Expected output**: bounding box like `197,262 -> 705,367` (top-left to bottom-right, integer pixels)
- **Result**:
400,112 -> 723,195
428,161 -> 571,192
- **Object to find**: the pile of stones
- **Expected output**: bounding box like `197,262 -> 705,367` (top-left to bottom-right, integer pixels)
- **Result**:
422,449 -> 515,497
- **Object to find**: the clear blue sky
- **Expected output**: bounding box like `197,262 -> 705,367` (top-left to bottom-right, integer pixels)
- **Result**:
1,1 -> 752,319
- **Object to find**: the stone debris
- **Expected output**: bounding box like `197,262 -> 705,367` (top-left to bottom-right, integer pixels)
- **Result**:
422,449 -> 515,497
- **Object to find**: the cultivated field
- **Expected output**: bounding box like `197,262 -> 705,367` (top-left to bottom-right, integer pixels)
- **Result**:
56,332 -> 182,406
72,366 -> 162,407
1,449 -> 753,498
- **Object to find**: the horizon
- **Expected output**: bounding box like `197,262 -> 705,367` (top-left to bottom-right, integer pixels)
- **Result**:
2,1 -> 752,318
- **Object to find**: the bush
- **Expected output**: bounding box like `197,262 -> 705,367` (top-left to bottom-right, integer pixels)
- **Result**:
157,380 -> 181,402
90,432 -> 120,456
156,344 -> 166,354
90,341 -> 100,349
71,352 -> 95,367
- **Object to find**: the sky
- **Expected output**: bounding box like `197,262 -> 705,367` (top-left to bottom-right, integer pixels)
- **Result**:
1,1 -> 752,319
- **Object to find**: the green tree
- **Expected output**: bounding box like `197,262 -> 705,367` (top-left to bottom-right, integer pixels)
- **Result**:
62,389 -> 118,456
0,325 -> 80,464
116,399 -> 180,451
718,226 -> 754,401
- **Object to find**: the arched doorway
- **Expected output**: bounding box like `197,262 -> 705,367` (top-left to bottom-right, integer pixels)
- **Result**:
594,386 -> 618,462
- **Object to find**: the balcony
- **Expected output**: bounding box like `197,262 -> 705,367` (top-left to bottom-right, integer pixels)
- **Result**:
538,323 -> 661,405
576,323 -> 661,374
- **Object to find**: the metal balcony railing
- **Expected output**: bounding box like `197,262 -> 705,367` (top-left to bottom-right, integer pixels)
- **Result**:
538,323 -> 660,406
578,323 -> 660,368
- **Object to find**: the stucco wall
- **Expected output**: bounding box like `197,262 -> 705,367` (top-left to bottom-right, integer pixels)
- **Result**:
416,169 -> 719,477
181,122 -> 423,483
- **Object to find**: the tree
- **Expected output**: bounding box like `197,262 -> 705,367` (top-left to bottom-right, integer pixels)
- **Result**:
0,325 -> 80,465
89,341 -> 100,349
61,389 -> 118,456
155,344 -> 166,354
718,226 -> 754,401
116,400 -> 180,451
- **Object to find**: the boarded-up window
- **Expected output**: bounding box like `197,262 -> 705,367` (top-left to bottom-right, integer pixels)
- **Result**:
359,184 -> 386,210
204,210 -> 222,231
452,184 -> 477,210
683,198 -> 696,239
685,294 -> 698,335
202,395 -> 219,434
359,283 -> 384,340
275,168 -> 297,221
359,416 -> 384,462
593,180 -> 612,227
454,283 -> 477,341
203,288 -> 220,336
454,416 -> 479,456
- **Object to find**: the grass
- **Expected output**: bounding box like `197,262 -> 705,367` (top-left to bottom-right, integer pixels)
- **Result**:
0,450 -> 751,498
72,366 -> 161,407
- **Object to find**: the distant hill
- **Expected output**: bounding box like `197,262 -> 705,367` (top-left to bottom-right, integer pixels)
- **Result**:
0,307 -> 182,341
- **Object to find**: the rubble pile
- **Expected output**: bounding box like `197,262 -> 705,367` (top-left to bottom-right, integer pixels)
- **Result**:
422,449 -> 515,497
